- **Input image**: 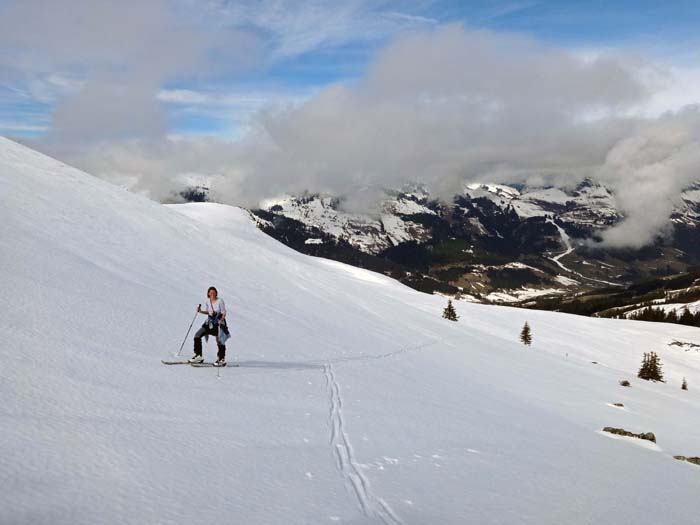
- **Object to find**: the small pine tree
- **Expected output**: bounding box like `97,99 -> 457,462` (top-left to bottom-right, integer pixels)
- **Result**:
520,321 -> 532,346
442,299 -> 459,321
682,377 -> 688,391
637,352 -> 651,379
649,352 -> 664,382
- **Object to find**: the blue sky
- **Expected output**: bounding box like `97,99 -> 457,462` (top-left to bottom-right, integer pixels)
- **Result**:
2,0 -> 700,141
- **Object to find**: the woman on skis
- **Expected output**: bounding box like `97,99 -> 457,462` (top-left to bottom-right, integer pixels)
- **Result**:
189,286 -> 229,366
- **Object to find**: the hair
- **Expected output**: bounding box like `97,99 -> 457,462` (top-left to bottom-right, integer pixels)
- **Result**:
207,286 -> 218,298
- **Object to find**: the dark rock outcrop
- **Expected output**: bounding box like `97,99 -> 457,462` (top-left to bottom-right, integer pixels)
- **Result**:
603,427 -> 656,443
674,456 -> 700,466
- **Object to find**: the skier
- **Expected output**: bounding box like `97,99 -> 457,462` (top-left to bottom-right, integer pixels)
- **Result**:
189,286 -> 229,366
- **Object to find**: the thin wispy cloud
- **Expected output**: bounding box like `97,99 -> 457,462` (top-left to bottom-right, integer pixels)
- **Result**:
157,88 -> 311,109
211,0 -> 438,60
0,122 -> 49,133
0,83 -> 31,98
477,1 -> 539,22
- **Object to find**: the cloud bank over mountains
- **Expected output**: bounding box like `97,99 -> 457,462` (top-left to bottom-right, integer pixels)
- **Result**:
232,25 -> 648,199
597,107 -> 700,248
2,1 -> 699,248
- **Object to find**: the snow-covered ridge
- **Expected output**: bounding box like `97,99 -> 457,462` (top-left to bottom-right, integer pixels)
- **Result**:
259,192 -> 434,253
463,178 -> 620,224
3,137 -> 700,524
464,182 -> 521,199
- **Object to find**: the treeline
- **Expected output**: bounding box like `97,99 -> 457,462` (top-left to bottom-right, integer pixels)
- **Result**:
524,268 -> 700,320
627,306 -> 700,327
527,292 -> 662,317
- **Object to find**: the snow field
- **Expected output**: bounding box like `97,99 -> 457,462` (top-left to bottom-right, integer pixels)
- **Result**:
2,137 -> 700,524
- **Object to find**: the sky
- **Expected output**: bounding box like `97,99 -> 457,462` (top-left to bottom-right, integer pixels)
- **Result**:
3,0 -> 700,247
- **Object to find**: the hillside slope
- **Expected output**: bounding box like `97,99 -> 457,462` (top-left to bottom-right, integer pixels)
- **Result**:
2,137 -> 700,524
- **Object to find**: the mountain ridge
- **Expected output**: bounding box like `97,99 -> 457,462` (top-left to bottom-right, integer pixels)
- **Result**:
249,179 -> 700,303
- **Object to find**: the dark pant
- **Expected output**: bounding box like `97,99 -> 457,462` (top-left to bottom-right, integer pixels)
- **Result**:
193,324 -> 226,360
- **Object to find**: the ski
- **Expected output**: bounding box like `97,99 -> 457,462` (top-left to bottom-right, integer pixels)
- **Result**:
190,362 -> 238,367
161,360 -> 238,367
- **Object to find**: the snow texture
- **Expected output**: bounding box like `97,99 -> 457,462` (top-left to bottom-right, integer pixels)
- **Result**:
2,137 -> 700,524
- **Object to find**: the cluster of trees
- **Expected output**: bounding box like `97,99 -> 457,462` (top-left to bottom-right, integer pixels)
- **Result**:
636,352 -> 690,390
638,351 -> 664,381
627,306 -> 700,327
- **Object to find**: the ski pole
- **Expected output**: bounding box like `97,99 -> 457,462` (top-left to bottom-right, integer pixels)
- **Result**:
176,306 -> 200,356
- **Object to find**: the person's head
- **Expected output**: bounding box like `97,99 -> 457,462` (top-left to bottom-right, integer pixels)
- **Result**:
207,286 -> 218,300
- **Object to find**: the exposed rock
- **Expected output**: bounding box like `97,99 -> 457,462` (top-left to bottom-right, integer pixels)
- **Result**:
669,339 -> 700,351
603,427 -> 656,443
674,456 -> 700,466
619,380 -> 631,387
613,403 -> 624,407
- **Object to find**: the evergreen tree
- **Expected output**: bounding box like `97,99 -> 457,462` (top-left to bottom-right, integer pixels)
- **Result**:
638,351 -> 664,381
650,351 -> 664,381
679,307 -> 695,326
637,352 -> 650,379
682,377 -> 688,391
442,299 -> 459,321
520,321 -> 532,346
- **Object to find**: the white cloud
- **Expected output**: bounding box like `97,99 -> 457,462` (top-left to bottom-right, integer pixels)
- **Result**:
158,90 -> 214,105
223,24 -> 649,202
635,66 -> 700,117
596,106 -> 700,248
157,88 -> 312,109
0,0 -> 263,144
40,24 -> 648,202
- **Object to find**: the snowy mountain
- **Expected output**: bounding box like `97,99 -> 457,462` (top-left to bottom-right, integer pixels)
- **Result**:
252,179 -> 700,303
463,179 -> 620,226
257,188 -> 437,254
3,136 -> 700,524
674,182 -> 700,226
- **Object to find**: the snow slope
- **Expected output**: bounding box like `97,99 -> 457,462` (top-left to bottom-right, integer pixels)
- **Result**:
2,136 -> 700,524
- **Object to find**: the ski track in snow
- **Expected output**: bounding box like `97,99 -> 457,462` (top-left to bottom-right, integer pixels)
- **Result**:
324,363 -> 403,525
